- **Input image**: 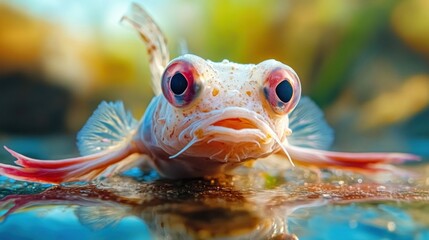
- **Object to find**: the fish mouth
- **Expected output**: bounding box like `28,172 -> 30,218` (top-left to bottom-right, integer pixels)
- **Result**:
198,108 -> 271,142
203,107 -> 268,133
170,107 -> 285,161
211,117 -> 259,130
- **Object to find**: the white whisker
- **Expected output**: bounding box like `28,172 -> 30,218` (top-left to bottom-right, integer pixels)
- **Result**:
237,148 -> 247,159
169,138 -> 199,159
224,151 -> 232,162
251,140 -> 261,148
278,141 -> 295,167
260,121 -> 295,167
209,149 -> 224,159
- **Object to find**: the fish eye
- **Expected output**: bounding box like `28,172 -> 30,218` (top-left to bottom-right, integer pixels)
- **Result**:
275,80 -> 293,103
170,73 -> 188,95
161,59 -> 201,108
263,67 -> 301,115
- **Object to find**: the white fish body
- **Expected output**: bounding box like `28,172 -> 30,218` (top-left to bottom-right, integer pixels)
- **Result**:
0,4 -> 419,184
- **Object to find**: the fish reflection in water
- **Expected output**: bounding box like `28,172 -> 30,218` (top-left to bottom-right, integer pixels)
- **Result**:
0,167 -> 428,239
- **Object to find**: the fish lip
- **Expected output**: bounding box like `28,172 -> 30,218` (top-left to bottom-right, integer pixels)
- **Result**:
205,107 -> 267,131
192,107 -> 271,142
177,107 -> 272,144
211,117 -> 259,130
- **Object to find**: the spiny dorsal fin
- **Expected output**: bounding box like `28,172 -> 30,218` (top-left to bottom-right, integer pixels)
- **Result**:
77,101 -> 138,156
288,97 -> 334,150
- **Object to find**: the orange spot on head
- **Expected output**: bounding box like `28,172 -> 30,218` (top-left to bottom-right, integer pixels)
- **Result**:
246,91 -> 252,97
195,129 -> 204,139
212,88 -> 219,97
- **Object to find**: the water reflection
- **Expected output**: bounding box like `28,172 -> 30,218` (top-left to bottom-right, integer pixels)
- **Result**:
0,166 -> 428,239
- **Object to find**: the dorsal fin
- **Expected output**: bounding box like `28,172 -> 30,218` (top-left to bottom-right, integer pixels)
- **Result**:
288,97 -> 334,150
77,101 -> 138,156
121,3 -> 170,95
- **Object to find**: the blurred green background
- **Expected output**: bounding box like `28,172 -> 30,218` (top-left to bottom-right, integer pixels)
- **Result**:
0,0 -> 428,161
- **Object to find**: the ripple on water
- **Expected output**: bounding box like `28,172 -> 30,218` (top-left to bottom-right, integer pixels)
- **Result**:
0,165 -> 428,239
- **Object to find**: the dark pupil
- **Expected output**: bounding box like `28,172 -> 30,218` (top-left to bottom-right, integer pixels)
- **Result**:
275,80 -> 293,103
170,73 -> 188,95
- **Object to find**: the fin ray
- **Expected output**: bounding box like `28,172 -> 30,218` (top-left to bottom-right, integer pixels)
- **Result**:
0,144 -> 138,184
288,97 -> 334,150
121,3 -> 170,95
286,145 -> 420,174
75,203 -> 130,230
77,101 -> 138,156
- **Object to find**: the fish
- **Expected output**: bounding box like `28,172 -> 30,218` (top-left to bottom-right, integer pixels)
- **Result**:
0,3 -> 420,184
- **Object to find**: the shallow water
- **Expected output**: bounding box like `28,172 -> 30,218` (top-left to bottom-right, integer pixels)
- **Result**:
0,164 -> 428,240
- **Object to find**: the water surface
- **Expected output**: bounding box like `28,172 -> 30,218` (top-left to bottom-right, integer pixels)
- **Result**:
0,163 -> 428,240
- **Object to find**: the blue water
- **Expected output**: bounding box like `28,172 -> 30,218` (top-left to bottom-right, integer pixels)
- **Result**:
0,209 -> 151,240
0,166 -> 428,240
1,197 -> 428,239
290,204 -> 429,240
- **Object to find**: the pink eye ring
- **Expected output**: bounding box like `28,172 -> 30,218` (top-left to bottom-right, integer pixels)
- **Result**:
161,59 -> 201,108
263,67 -> 301,115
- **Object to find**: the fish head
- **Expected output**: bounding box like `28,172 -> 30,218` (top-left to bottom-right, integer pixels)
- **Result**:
153,54 -> 301,162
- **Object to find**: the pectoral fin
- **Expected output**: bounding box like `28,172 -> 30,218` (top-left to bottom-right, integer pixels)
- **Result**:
285,145 -> 420,174
285,97 -> 420,173
0,101 -> 143,184
287,97 -> 334,150
77,101 -> 138,156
